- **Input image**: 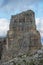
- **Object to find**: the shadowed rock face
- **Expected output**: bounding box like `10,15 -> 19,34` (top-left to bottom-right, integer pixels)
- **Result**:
0,42 -> 3,60
0,38 -> 6,60
1,10 -> 42,61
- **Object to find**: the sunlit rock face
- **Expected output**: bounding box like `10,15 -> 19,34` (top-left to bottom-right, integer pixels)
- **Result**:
1,10 -> 42,61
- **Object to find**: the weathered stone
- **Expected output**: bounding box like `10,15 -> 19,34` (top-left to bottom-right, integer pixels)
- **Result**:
0,38 -> 6,60
6,10 -> 41,56
1,10 -> 42,62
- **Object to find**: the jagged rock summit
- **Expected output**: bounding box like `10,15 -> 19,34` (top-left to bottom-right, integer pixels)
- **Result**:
1,10 -> 42,62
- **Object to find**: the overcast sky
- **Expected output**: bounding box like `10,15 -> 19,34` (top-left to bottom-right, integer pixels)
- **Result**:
0,0 -> 43,44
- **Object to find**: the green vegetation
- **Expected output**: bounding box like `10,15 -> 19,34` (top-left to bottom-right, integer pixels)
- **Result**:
18,63 -> 21,65
29,61 -> 35,65
22,59 -> 35,65
39,59 -> 43,65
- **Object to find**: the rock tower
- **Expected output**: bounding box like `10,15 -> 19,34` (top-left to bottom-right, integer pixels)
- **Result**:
7,10 -> 41,54
1,10 -> 41,61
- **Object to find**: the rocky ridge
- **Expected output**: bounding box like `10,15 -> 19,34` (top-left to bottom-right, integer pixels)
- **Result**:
0,47 -> 43,65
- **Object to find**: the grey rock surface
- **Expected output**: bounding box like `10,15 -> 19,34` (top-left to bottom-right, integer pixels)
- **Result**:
1,48 -> 43,65
0,10 -> 42,63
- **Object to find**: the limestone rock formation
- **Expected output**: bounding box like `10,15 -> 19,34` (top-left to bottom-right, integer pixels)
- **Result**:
1,10 -> 42,61
7,10 -> 41,55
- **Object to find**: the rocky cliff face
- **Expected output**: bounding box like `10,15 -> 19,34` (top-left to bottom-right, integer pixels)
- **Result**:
0,38 -> 6,60
1,10 -> 42,62
8,10 -> 41,51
